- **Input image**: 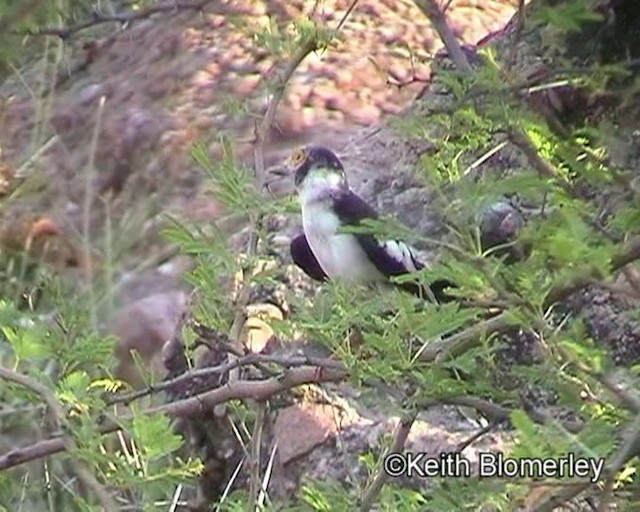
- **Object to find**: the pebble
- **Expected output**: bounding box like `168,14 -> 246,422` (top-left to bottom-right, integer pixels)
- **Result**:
234,73 -> 261,96
348,104 -> 381,126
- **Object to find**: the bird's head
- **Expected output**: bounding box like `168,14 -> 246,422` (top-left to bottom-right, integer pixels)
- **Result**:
284,146 -> 347,203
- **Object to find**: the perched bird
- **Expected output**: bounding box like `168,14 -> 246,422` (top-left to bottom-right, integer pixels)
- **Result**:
275,145 -> 454,302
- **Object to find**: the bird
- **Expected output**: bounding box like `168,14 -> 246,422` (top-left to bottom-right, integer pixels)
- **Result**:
274,145 -> 454,302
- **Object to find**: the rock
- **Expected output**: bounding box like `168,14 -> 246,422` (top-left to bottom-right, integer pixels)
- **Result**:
274,403 -> 339,464
348,104 -> 381,126
113,290 -> 188,389
243,302 -> 284,354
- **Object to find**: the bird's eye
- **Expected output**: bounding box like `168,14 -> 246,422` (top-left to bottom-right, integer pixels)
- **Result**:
290,149 -> 306,166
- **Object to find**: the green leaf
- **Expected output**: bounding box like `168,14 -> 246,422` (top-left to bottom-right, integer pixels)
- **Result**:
131,412 -> 184,461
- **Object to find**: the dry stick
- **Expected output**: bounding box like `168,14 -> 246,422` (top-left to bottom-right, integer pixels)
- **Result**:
359,411 -> 418,512
413,0 -> 473,74
455,419 -> 505,453
419,396 -> 583,433
107,353 -> 344,406
0,365 -> 348,472
598,413 -> 640,512
247,401 -> 266,512
0,366 -> 117,511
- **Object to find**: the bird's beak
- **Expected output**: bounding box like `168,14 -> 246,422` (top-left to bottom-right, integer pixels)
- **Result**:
264,164 -> 293,196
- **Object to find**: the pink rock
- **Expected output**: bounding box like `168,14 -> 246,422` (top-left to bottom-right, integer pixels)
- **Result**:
113,290 -> 187,388
348,104 -> 380,126
234,74 -> 261,96
274,403 -> 338,464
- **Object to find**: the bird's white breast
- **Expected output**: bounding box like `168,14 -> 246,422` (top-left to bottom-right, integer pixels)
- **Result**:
301,202 -> 383,282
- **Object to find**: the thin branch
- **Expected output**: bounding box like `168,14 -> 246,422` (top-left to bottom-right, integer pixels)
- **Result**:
247,401 -> 266,511
0,366 -> 117,511
359,410 -> 417,512
0,365 -> 347,471
413,0 -> 473,74
414,395 -> 583,433
455,419 -> 505,453
334,0 -> 360,35
417,311 -> 512,363
107,353 -> 343,406
599,412 -> 640,511
544,236 -> 640,308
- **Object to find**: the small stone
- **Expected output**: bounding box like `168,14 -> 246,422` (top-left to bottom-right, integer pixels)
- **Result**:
234,74 -> 261,96
387,63 -> 411,84
348,104 -> 380,126
78,84 -> 107,106
334,68 -> 353,88
379,26 -> 401,44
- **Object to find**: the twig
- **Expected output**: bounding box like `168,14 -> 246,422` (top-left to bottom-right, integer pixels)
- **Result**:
417,311 -> 512,362
413,0 -> 473,74
334,0 -> 360,35
455,419 -> 505,453
0,365 -> 348,471
0,366 -> 117,511
414,395 -> 582,433
599,412 -> 640,512
544,236 -> 640,308
16,0 -> 222,40
247,401 -> 266,511
359,410 -> 418,512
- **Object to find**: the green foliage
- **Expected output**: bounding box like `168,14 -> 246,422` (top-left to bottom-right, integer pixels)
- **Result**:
534,0 -> 604,33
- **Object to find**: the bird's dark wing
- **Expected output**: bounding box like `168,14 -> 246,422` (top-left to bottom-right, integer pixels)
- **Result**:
332,190 -> 454,302
290,234 -> 328,282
